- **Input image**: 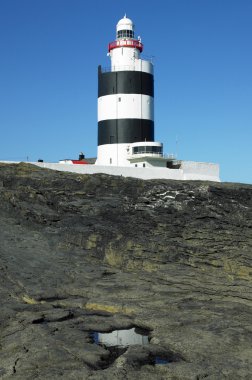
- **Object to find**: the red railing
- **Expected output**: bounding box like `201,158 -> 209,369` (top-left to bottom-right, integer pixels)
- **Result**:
108,40 -> 143,53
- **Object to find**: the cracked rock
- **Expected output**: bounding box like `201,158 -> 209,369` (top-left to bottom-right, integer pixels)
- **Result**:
0,163 -> 251,379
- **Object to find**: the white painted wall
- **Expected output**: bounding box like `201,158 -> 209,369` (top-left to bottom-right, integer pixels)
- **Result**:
98,94 -> 154,121
136,59 -> 153,75
110,46 -> 140,70
129,159 -> 166,168
181,161 -> 220,181
96,143 -> 130,166
96,142 -> 163,168
18,161 -> 218,182
0,161 -> 220,182
109,55 -> 153,74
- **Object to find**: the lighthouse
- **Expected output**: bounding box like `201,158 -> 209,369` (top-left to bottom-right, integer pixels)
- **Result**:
96,15 -> 163,167
2,16 -> 220,181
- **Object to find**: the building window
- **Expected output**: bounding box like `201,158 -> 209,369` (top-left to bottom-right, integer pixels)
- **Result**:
133,146 -> 163,155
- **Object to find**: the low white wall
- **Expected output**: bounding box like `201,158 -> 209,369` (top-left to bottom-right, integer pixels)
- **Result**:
0,161 -> 220,182
34,162 -> 184,180
34,162 -> 220,181
181,161 -> 220,181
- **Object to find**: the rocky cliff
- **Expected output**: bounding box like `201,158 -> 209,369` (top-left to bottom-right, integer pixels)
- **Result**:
0,163 -> 251,379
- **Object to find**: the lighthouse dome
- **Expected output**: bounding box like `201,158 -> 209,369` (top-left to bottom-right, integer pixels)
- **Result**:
117,15 -> 134,31
116,15 -> 134,39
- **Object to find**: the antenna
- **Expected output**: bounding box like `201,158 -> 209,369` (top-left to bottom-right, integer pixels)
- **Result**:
176,135 -> 179,159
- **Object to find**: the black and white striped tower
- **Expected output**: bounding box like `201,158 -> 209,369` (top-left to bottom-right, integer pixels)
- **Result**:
96,15 -> 158,166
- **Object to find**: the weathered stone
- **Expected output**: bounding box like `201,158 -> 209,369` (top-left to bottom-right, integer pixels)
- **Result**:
0,163 -> 251,379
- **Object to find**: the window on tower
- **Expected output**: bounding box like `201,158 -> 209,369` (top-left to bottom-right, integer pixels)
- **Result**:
117,30 -> 134,39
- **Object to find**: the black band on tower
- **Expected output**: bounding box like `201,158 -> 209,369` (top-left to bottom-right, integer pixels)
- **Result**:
98,69 -> 154,98
98,119 -> 154,146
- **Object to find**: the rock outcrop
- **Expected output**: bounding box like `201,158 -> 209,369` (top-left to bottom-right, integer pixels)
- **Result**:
0,163 -> 251,379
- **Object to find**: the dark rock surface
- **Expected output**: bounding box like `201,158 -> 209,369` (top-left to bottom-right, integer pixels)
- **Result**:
0,162 -> 251,379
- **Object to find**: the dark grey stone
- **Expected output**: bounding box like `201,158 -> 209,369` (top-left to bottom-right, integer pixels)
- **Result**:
0,162 -> 251,379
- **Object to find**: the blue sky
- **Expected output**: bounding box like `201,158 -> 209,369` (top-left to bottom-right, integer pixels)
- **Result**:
0,0 -> 251,183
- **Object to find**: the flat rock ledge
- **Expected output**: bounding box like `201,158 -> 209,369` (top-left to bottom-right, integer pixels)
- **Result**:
0,163 -> 251,379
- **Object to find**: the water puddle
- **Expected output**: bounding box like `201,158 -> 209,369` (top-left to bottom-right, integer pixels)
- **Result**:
93,327 -> 149,347
91,327 -> 171,367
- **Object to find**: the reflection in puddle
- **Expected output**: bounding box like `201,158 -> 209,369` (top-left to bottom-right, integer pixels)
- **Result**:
155,356 -> 169,365
92,327 -> 171,366
94,327 -> 149,347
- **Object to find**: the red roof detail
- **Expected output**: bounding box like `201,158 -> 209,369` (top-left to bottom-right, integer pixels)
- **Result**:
71,160 -> 88,165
